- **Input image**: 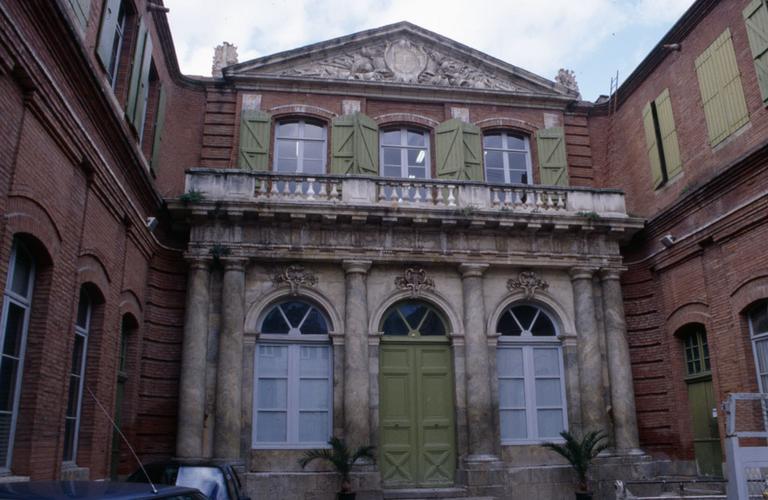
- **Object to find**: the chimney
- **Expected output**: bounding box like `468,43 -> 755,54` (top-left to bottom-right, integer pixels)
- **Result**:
212,42 -> 238,78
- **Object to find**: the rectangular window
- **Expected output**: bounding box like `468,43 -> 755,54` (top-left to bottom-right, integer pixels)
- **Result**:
744,0 -> 768,106
96,0 -> 126,89
642,88 -> 682,189
63,290 -> 91,463
126,20 -> 153,137
695,28 -> 750,146
252,344 -> 332,447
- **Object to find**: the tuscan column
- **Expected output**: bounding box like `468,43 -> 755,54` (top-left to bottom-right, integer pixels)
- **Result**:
600,269 -> 640,451
342,260 -> 372,450
214,258 -> 246,459
177,258 -> 210,458
459,263 -> 496,459
570,267 -> 609,434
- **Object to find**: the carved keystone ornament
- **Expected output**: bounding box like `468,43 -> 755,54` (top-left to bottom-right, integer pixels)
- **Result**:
273,265 -> 318,295
507,271 -> 549,299
395,267 -> 435,297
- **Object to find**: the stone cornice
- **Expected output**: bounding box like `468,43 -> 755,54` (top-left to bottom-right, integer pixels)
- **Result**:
342,260 -> 373,274
458,263 -> 489,278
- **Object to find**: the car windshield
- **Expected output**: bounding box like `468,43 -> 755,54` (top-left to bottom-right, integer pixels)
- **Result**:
176,466 -> 230,500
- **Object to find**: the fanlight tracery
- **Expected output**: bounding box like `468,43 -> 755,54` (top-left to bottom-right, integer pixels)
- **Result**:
382,300 -> 447,337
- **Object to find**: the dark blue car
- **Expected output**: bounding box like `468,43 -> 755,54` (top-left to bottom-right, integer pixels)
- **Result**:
0,480 -> 206,499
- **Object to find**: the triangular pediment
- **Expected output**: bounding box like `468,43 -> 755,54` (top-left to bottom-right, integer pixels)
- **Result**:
224,22 -> 577,97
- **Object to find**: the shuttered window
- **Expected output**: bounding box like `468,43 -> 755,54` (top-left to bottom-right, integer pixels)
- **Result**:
330,113 -> 379,175
695,28 -> 749,146
744,0 -> 768,105
642,88 -> 682,189
380,127 -> 430,179
238,110 -> 271,171
96,0 -> 126,88
274,120 -> 327,174
150,86 -> 167,170
435,119 -> 483,181
126,20 -> 153,134
535,127 -> 569,186
482,131 -> 531,184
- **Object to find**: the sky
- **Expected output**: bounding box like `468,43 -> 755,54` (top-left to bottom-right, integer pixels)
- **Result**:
164,0 -> 697,102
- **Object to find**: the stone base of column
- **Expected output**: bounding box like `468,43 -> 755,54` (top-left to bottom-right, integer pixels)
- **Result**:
603,447 -> 647,457
458,455 -> 505,497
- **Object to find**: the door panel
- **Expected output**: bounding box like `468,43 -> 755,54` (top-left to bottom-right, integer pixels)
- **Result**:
687,378 -> 723,476
380,344 -> 455,487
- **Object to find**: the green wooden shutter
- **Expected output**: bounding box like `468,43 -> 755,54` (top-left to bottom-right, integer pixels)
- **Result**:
535,127 -> 569,186
435,119 -> 482,181
68,0 -> 91,31
133,34 -> 153,134
642,102 -> 664,189
744,0 -> 768,105
654,89 -> 682,179
126,20 -> 147,125
238,110 -> 271,171
96,0 -> 121,69
150,85 -> 167,170
695,29 -> 749,146
330,113 -> 379,175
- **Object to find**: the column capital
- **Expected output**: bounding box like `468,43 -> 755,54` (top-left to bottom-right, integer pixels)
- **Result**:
342,259 -> 372,275
599,268 -> 625,281
458,263 -> 489,278
186,257 -> 212,271
221,257 -> 247,271
570,266 -> 598,281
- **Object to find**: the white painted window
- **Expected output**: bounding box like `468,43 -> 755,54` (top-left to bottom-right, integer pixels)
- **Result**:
380,127 -> 430,179
0,240 -> 35,470
107,1 -> 126,89
496,304 -> 568,444
253,300 -> 332,448
748,301 -> 768,392
63,288 -> 92,463
483,132 -> 532,184
274,120 -> 327,175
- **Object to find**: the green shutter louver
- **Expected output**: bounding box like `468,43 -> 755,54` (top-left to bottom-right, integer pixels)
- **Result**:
238,110 -> 271,171
744,0 -> 768,105
330,113 -> 379,175
695,28 -> 749,146
435,119 -> 482,181
150,85 -> 167,170
535,127 -> 569,186
642,102 -> 664,189
126,20 -> 147,126
654,89 -> 682,179
96,0 -> 121,69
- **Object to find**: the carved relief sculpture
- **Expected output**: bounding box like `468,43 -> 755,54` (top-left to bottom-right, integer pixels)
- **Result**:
272,265 -> 318,295
507,271 -> 549,299
395,267 -> 436,297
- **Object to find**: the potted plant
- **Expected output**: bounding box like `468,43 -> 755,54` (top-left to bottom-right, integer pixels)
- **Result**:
542,430 -> 608,500
299,436 -> 376,500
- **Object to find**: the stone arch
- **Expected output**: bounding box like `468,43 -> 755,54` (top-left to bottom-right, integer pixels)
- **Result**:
244,287 -> 342,335
666,302 -> 711,338
730,274 -> 768,314
474,117 -> 539,135
76,253 -> 111,298
373,113 -> 439,129
118,290 -> 143,324
487,289 -> 575,339
269,104 -> 337,121
4,195 -> 62,260
369,288 -> 463,337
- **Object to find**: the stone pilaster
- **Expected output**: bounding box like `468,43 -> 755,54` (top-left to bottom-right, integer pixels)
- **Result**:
214,258 -> 246,459
458,263 -> 496,460
342,260 -> 372,450
177,258 -> 211,458
570,267 -> 609,434
600,269 -> 640,452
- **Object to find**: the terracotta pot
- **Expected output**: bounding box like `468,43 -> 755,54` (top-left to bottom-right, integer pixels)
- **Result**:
337,492 -> 356,500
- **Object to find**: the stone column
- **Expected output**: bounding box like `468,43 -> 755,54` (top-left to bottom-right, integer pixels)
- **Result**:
214,258 -> 246,459
600,269 -> 640,451
459,263 -> 496,459
570,267 -> 609,434
177,258 -> 210,458
342,260 -> 372,450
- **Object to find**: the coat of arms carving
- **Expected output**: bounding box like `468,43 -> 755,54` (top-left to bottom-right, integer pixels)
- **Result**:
395,267 -> 435,297
273,265 -> 318,295
507,271 -> 549,299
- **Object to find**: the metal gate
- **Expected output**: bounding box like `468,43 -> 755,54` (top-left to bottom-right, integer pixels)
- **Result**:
724,393 -> 768,499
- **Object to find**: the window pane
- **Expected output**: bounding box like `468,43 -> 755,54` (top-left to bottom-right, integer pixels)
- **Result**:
486,168 -> 505,184
76,291 -> 90,329
533,349 -> 560,376
381,130 -> 401,146
257,379 -> 287,409
407,167 -> 427,179
276,122 -> 299,138
256,412 -> 286,442
382,312 -> 408,335
299,412 -> 329,442
0,413 -> 10,466
407,149 -> 426,167
484,150 -> 503,169
66,375 -> 80,416
300,309 -> 328,335
497,310 -> 521,336
506,134 -> 526,150
3,302 -> 26,356
537,409 -> 564,438
531,314 -> 556,336
383,166 -> 401,178
299,346 -> 330,376
257,346 -> 288,376
0,357 -> 18,411
282,302 -> 310,328
499,379 -> 525,408
303,159 -> 325,174
63,418 -> 76,460
749,303 -> 768,335
400,303 -> 427,331
382,147 -> 402,167
303,141 -> 324,160
71,335 -> 85,376
497,348 -> 524,377
507,152 -> 528,172
261,308 -> 289,334
10,248 -> 32,298
510,171 -> 528,184
535,379 -> 562,406
511,305 -> 537,331
755,340 -> 768,378
299,380 -> 329,409
500,410 -> 527,440
303,122 -> 325,140
277,139 -> 298,159
275,158 -> 298,173
419,311 -> 445,336
407,130 -> 426,147
483,134 -> 502,149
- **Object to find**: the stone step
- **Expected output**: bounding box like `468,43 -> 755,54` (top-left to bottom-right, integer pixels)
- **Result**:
382,487 -> 494,499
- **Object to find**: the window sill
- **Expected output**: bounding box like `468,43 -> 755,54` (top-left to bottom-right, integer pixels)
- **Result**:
251,443 -> 332,450
0,473 -> 30,484
501,438 -> 566,446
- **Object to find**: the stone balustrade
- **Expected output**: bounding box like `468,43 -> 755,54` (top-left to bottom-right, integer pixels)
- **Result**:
184,168 -> 631,218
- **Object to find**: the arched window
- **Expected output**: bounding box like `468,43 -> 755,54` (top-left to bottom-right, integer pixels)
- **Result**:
0,239 -> 35,469
380,127 -> 430,179
274,119 -> 327,174
64,287 -> 92,462
483,131 -> 532,184
681,326 -> 711,376
381,300 -> 446,336
748,301 -> 768,391
253,299 -> 331,447
496,303 -> 567,442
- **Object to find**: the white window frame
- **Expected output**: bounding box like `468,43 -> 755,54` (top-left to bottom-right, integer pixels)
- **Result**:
252,301 -> 332,449
748,301 -> 768,393
483,131 -> 533,185
107,1 -> 126,89
63,291 -> 91,464
496,304 -> 568,445
273,119 -> 328,174
379,127 -> 431,179
0,241 -> 35,471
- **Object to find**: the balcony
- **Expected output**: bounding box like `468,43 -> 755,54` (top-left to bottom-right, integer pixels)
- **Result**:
178,169 -> 642,235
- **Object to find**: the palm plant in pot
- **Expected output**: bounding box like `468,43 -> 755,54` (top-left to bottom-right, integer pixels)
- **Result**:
542,430 -> 608,500
299,437 -> 376,500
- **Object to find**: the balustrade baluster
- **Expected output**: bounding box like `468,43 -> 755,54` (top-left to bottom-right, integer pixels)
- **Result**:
447,185 -> 456,207
306,178 -> 316,200
330,182 -> 340,201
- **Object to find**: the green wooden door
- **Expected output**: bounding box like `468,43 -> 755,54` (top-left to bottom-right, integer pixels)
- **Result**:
380,341 -> 455,487
687,377 -> 722,476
